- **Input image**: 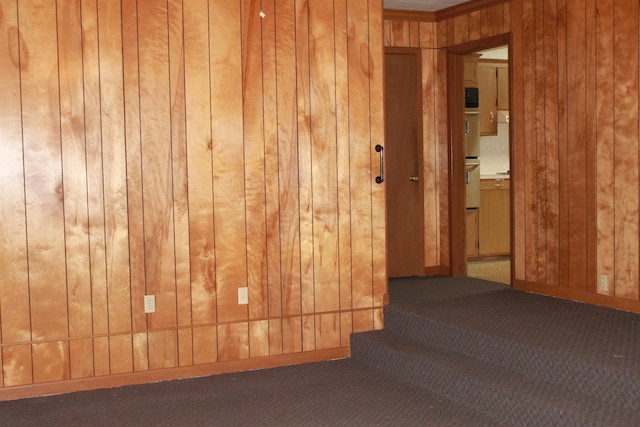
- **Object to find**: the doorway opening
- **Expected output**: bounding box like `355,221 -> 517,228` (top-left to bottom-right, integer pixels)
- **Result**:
463,44 -> 512,285
449,34 -> 513,285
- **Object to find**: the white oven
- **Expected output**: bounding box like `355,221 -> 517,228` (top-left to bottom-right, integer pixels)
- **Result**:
465,159 -> 480,208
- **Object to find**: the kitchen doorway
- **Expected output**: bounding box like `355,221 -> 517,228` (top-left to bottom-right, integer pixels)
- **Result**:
463,44 -> 512,285
447,34 -> 513,283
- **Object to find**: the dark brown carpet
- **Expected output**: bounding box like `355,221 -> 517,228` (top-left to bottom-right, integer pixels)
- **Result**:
0,358 -> 499,426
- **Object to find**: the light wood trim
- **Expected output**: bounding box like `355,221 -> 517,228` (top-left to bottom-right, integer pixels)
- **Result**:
384,9 -> 436,22
436,0 -> 505,21
0,348 -> 350,402
514,280 -> 640,315
449,51 -> 467,277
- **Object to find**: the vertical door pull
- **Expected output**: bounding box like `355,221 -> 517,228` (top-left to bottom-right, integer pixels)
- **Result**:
375,144 -> 384,184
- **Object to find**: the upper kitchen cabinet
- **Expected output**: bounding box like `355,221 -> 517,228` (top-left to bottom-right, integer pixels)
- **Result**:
464,54 -> 481,87
479,60 -> 509,135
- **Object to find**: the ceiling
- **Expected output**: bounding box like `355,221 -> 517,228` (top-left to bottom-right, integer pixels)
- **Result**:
383,0 -> 473,12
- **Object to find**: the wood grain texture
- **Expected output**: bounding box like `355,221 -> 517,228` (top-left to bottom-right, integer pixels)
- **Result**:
168,0 -> 192,337
261,0 -> 283,331
542,0 -> 559,287
0,0 -> 367,395
138,1 -> 177,343
370,0 -> 387,307
0,0 -> 32,388
612,0 -> 639,300
19,0 -> 68,348
210,0 -> 248,328
335,0 -> 352,315
595,0 -> 615,296
183,0 -> 216,330
242,0 -> 269,321
387,0 -> 640,314
121,0 -> 146,337
349,0 -> 374,309
309,0 -> 340,317
276,0 -> 302,325
296,0 -> 315,321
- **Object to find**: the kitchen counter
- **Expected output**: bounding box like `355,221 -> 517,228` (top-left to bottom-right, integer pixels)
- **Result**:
481,174 -> 510,180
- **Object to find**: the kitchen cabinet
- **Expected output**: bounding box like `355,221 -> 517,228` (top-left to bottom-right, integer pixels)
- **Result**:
478,61 -> 509,135
479,178 -> 510,256
466,208 -> 479,257
464,54 -> 481,87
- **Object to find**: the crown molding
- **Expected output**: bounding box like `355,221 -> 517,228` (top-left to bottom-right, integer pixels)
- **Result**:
436,0 -> 505,21
383,9 -> 436,22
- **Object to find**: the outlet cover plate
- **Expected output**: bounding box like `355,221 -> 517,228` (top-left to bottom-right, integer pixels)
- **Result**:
144,295 -> 156,313
238,287 -> 248,305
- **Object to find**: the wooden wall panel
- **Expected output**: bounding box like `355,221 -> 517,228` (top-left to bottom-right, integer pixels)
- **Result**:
210,0 -> 248,329
335,0 -> 352,321
121,0 -> 146,339
0,0 -> 385,398
242,0 -> 269,322
370,0 -> 387,314
276,0 -> 302,355
167,0 -> 192,365
296,0 -> 315,331
309,0 -> 340,319
0,0 -> 32,387
596,0 -> 615,297
261,0 -> 283,355
183,0 -> 216,332
19,0 -> 69,384
612,0 -> 640,300
80,0 -> 110,376
349,0 -> 374,311
138,1 -> 179,368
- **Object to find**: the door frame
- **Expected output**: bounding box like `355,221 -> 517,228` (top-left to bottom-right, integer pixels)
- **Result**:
446,33 -> 512,277
384,47 -> 426,277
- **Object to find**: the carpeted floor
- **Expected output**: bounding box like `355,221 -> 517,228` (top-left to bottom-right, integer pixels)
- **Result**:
0,358 -> 499,427
467,258 -> 510,284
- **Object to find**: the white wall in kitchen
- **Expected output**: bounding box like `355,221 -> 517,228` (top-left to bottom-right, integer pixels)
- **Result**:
480,110 -> 510,176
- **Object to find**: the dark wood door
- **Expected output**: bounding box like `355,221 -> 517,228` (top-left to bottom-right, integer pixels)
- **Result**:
384,50 -> 425,278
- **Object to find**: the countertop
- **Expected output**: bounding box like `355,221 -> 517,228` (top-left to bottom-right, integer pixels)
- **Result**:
480,174 -> 510,180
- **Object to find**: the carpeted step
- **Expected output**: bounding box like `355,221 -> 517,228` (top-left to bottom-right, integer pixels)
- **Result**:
383,300 -> 640,412
351,330 -> 640,426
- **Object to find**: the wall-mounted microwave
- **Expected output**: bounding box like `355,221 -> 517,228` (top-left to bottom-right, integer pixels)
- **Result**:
465,87 -> 479,109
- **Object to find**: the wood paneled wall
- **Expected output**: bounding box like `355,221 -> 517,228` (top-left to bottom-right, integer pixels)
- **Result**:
511,0 -> 640,311
0,0 -> 385,399
385,0 -> 640,313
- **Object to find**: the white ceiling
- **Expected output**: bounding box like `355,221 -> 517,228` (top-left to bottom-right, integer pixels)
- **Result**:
384,0 -> 473,12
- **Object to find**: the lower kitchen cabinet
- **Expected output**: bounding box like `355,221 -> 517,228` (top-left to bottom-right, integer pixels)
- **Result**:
478,178 -> 510,256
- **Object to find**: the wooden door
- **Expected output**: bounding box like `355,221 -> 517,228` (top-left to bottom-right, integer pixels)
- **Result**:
384,50 -> 425,278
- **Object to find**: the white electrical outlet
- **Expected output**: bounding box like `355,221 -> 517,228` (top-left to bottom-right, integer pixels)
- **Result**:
598,275 -> 608,293
238,287 -> 248,305
144,295 -> 156,313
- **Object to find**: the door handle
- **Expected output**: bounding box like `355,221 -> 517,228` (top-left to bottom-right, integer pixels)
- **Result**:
409,176 -> 419,182
375,144 -> 384,184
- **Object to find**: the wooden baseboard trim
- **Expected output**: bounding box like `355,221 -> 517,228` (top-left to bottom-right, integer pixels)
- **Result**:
0,347 -> 350,402
424,265 -> 450,276
513,280 -> 640,315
